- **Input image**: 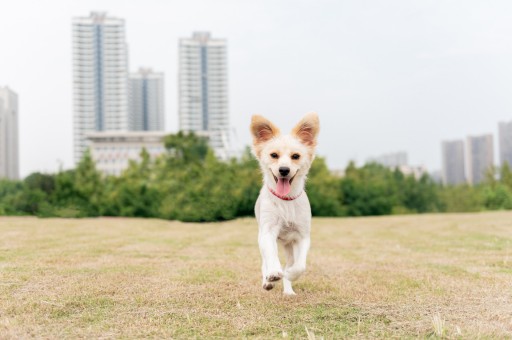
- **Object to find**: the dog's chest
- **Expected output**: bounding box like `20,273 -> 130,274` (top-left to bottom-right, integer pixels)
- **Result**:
277,221 -> 303,243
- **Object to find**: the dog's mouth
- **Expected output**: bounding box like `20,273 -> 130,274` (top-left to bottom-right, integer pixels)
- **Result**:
271,170 -> 298,196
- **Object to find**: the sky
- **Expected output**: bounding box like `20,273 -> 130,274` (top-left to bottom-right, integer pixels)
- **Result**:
1,0 -> 512,178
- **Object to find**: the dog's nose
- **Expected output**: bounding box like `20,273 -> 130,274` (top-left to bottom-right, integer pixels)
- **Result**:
279,167 -> 290,176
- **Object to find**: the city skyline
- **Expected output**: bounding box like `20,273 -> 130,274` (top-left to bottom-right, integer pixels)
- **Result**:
2,1 -> 512,177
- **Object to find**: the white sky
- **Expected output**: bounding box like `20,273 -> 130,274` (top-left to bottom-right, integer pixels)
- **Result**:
1,0 -> 512,177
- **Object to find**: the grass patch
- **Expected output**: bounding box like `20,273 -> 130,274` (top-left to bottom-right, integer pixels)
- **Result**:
1,212 -> 512,337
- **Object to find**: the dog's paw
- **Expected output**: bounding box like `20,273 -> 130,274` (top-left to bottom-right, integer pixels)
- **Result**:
266,271 -> 283,282
262,282 -> 275,291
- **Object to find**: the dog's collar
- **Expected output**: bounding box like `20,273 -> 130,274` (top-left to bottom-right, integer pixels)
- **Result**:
267,186 -> 303,201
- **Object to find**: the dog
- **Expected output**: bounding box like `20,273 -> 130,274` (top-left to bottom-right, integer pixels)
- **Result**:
250,112 -> 320,295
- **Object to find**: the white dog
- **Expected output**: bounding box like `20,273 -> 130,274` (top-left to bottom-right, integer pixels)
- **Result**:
250,112 -> 320,295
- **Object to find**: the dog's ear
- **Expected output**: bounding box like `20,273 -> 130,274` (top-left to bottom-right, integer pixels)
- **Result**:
250,115 -> 280,145
292,112 -> 319,147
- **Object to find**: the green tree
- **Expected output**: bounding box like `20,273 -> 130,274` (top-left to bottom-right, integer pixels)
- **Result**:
307,157 -> 344,216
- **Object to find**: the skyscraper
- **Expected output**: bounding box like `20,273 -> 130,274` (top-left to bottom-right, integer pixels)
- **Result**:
72,12 -> 129,163
498,121 -> 512,167
0,86 -> 19,180
441,140 -> 466,185
178,32 -> 230,159
129,68 -> 165,131
467,134 -> 494,185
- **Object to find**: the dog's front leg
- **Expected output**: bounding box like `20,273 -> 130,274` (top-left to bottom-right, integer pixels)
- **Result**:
258,229 -> 282,290
284,236 -> 310,282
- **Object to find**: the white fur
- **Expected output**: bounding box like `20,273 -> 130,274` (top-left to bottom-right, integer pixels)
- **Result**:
251,114 -> 318,295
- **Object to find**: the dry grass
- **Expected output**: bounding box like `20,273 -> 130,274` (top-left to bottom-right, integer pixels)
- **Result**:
1,212 -> 512,338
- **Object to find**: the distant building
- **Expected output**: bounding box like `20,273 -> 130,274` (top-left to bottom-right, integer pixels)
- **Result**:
0,86 -> 19,180
87,131 -> 168,176
178,32 -> 230,159
72,12 -> 129,164
467,134 -> 494,185
366,152 -> 427,178
129,68 -> 165,131
441,140 -> 466,185
498,121 -> 512,167
368,151 -> 408,167
397,165 -> 427,180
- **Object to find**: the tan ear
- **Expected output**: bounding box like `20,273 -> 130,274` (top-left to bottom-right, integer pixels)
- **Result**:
250,115 -> 280,145
292,112 -> 319,147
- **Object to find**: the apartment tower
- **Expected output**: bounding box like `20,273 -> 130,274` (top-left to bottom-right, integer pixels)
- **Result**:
498,121 -> 512,167
0,86 -> 19,180
129,68 -> 165,131
467,134 -> 494,185
441,140 -> 466,185
72,12 -> 129,163
178,32 -> 230,159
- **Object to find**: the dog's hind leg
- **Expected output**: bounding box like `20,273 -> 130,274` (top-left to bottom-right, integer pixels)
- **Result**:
284,236 -> 310,282
282,243 -> 296,296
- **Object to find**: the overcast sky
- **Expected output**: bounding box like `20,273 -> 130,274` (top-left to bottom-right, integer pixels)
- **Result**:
2,0 -> 512,177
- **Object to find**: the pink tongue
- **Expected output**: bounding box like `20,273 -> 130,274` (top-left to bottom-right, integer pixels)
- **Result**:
276,178 -> 291,196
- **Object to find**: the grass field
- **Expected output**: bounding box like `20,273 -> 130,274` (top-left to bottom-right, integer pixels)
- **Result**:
1,212 -> 511,338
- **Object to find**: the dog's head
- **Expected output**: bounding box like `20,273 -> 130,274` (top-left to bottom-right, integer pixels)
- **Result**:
250,112 -> 320,197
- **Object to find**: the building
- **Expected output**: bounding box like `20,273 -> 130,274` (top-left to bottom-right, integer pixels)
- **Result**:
441,140 -> 466,185
86,131 -> 168,176
368,151 -> 408,168
467,134 -> 494,185
397,165 -> 427,180
72,12 -> 129,163
178,32 -> 230,159
0,87 -> 19,180
129,68 -> 165,131
498,121 -> 512,167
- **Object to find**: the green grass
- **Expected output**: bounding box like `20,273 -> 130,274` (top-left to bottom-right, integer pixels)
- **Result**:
1,212 -> 512,338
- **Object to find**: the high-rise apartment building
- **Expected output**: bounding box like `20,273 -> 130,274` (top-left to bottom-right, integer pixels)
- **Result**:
441,140 -> 466,185
129,68 -> 165,131
0,86 -> 19,180
72,12 -> 129,163
178,32 -> 230,159
498,121 -> 512,167
467,134 -> 494,185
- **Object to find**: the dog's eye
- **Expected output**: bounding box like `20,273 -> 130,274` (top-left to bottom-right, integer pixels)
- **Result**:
291,154 -> 300,160
270,153 -> 279,159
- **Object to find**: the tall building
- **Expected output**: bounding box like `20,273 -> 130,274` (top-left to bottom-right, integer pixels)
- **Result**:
72,12 -> 129,163
498,121 -> 512,167
129,68 -> 165,131
467,134 -> 494,185
441,140 -> 466,185
0,87 -> 19,180
178,32 -> 230,159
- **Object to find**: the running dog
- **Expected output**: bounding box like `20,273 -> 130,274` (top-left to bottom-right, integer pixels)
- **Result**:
250,112 -> 320,295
